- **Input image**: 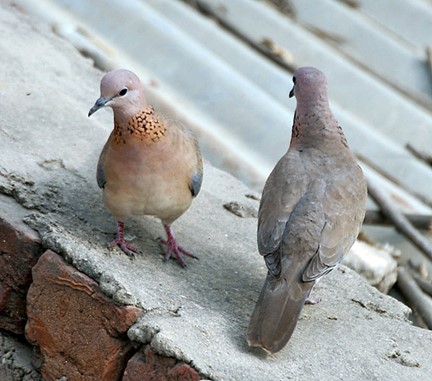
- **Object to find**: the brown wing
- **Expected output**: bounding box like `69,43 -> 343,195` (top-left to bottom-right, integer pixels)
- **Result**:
302,164 -> 367,281
163,116 -> 203,198
257,151 -> 310,276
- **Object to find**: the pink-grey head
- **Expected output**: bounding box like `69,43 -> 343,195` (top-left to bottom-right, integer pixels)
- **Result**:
289,67 -> 329,105
88,69 -> 147,117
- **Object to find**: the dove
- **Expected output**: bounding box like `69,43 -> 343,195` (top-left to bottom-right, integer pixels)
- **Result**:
88,69 -> 203,268
247,67 -> 367,353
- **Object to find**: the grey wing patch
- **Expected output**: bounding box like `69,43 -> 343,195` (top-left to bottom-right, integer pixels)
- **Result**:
96,139 -> 109,189
189,139 -> 203,197
302,245 -> 342,282
257,157 -> 310,280
257,195 -> 286,277
96,161 -> 106,189
180,122 -> 203,198
260,193 -> 309,277
257,177 -> 306,254
302,178 -> 366,282
190,171 -> 203,197
264,250 -> 282,277
302,207 -> 350,282
257,216 -> 287,255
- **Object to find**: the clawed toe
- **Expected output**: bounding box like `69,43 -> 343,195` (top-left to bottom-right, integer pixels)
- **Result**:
305,296 -> 321,305
108,221 -> 138,258
161,225 -> 199,268
161,240 -> 194,268
164,247 -> 187,268
109,237 -> 138,257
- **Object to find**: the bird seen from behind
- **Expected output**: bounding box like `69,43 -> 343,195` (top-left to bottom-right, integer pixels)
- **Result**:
247,67 -> 368,353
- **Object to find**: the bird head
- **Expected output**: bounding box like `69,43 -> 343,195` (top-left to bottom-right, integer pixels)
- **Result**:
88,69 -> 147,117
289,67 -> 328,102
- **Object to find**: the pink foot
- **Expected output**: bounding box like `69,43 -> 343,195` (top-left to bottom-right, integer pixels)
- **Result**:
305,296 -> 321,305
305,287 -> 321,305
161,225 -> 198,268
109,221 -> 138,257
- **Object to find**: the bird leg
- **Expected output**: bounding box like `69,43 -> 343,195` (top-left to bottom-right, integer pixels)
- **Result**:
161,224 -> 198,268
109,221 -> 138,257
305,284 -> 321,305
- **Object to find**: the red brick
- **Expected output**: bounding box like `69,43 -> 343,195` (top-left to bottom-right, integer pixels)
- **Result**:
0,195 -> 44,334
25,250 -> 143,381
122,345 -> 201,381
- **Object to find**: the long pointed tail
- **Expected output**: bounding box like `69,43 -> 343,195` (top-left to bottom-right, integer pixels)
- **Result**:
247,275 -> 313,353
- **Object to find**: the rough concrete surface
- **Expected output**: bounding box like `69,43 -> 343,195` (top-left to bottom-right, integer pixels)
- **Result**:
0,332 -> 41,381
0,3 -> 431,381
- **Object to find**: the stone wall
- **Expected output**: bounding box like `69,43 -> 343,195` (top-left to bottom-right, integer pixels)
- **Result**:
0,195 -> 204,380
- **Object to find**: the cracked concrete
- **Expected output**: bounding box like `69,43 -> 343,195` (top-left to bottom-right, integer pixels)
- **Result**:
1,3 -> 432,380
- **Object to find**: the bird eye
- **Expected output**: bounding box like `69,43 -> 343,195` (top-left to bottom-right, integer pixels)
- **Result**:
119,88 -> 128,96
293,76 -> 296,84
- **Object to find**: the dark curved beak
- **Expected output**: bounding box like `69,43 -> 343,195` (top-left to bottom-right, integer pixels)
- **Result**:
88,97 -> 110,117
289,86 -> 295,98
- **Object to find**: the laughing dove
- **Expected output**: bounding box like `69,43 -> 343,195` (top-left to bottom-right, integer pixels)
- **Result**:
88,69 -> 203,268
247,67 -> 367,353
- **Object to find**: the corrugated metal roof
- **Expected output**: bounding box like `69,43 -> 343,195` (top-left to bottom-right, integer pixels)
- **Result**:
14,0 -> 432,213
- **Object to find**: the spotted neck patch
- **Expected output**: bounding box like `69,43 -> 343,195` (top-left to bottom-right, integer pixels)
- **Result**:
113,106 -> 167,144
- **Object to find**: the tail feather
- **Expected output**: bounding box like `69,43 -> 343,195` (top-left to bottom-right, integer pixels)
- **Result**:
247,275 -> 313,353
